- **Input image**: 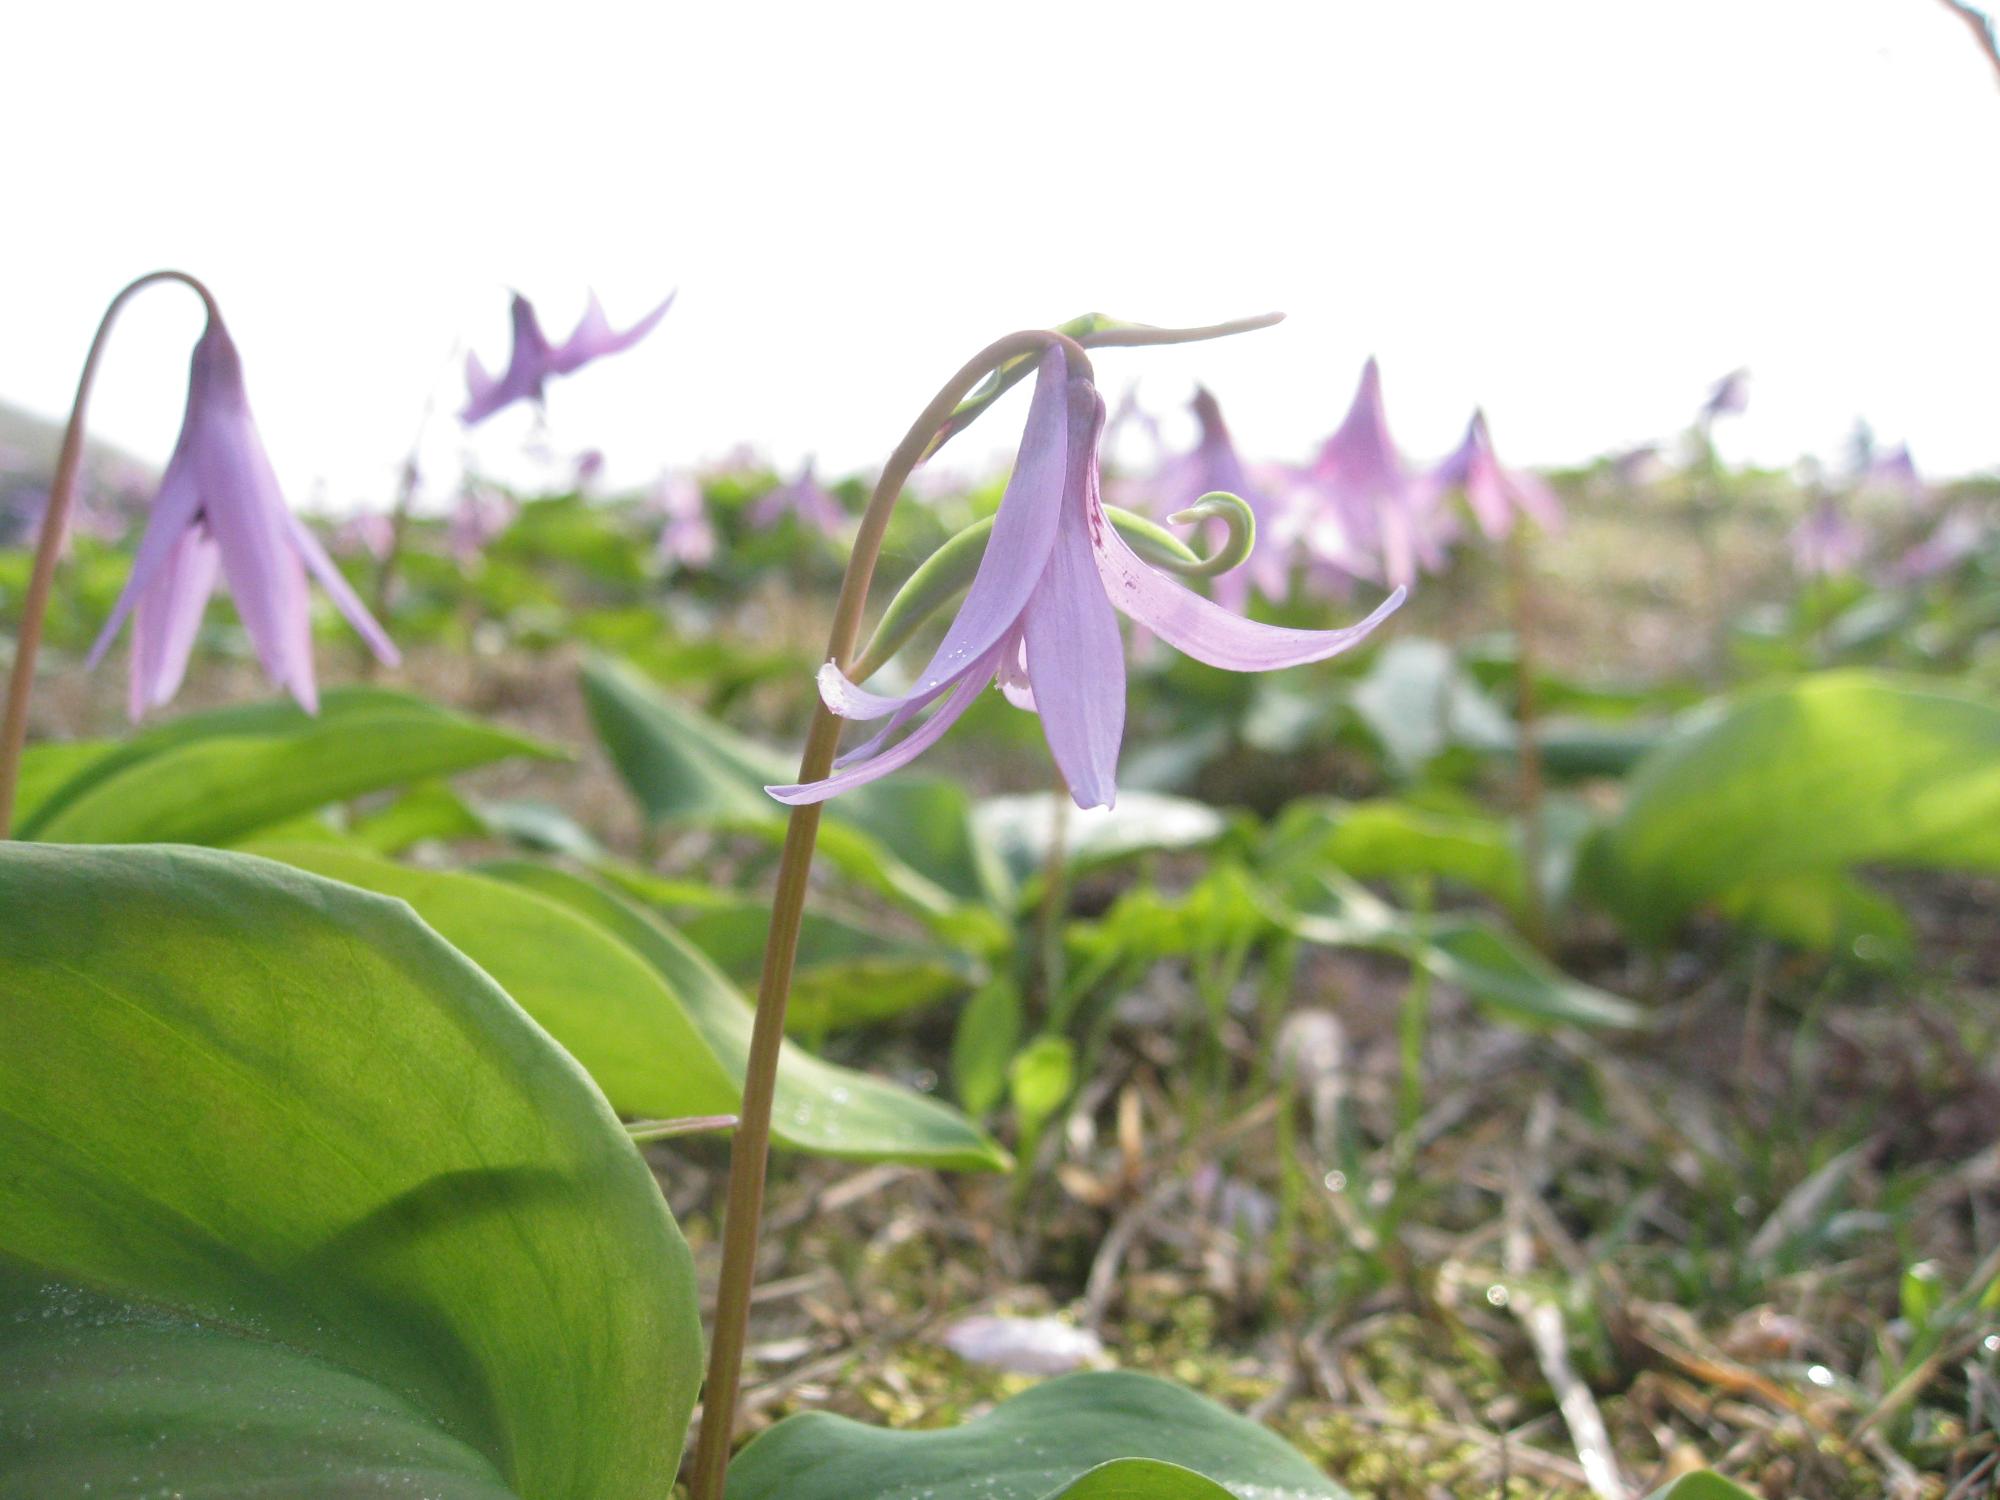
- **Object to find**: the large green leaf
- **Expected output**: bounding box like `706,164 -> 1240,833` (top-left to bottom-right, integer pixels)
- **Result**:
1585,673 -> 2000,940
16,688 -> 558,845
0,843 -> 698,1498
601,861 -> 978,1033
1344,638 -> 1515,774
723,1371 -> 1348,1500
258,844 -> 1006,1171
582,654 -> 1007,914
6,736 -> 112,828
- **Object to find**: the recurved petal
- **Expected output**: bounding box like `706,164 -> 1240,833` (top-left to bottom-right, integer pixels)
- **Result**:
768,647 -> 999,805
286,511 -> 401,666
826,345 -> 1072,725
1090,447 -> 1406,671
551,290 -> 676,373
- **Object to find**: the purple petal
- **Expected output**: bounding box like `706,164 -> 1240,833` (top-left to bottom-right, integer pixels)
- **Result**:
1022,385 -> 1125,809
1090,438 -> 1405,671
821,346 -> 1072,725
460,294 -> 555,425
768,648 -> 998,805
184,330 -> 318,711
86,449 -> 202,671
286,512 -> 401,666
128,523 -> 220,720
550,290 -> 676,374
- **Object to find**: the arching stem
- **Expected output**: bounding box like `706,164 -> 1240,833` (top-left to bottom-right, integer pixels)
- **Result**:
687,313 -> 1279,1500
0,270 -> 219,837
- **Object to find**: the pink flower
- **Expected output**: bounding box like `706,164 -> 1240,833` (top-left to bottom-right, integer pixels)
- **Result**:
652,474 -> 717,571
749,459 -> 847,534
768,349 -> 1402,811
1145,388 -> 1292,610
1429,411 -> 1563,542
1297,358 -> 1446,589
460,290 -> 674,425
88,316 -> 398,718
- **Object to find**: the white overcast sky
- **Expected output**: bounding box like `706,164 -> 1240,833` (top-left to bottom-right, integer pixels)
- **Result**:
3,0 -> 1996,513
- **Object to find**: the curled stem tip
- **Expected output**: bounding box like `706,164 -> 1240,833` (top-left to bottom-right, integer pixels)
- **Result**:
1160,491 -> 1256,579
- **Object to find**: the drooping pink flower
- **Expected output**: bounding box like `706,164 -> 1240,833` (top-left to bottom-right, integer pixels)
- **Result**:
768,349 -> 1403,811
1296,358 -> 1446,589
1789,497 -> 1867,578
651,474 -> 717,572
1701,367 -> 1750,422
750,459 -> 847,534
88,316 -> 399,718
460,290 -> 675,426
448,486 -> 518,564
1429,411 -> 1563,542
1145,387 -> 1292,610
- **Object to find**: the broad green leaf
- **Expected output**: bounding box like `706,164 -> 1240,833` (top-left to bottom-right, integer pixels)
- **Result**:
975,791 -> 1230,893
8,736 -> 112,828
18,688 -> 558,845
1715,870 -> 1912,959
1585,673 -> 2000,940
598,860 -> 981,1033
348,781 -> 488,853
258,845 -> 1007,1171
724,1369 -> 1349,1500
1346,638 -> 1515,774
582,654 -> 1005,914
0,843 -> 698,1498
1266,799 -> 1526,912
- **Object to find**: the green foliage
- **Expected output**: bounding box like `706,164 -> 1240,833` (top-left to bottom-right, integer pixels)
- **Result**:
1647,1475 -> 1758,1500
0,843 -> 700,1498
1008,1035 -> 1077,1162
256,845 -> 1007,1171
1585,672 -> 2000,942
723,1370 -> 1350,1500
15,688 -> 557,845
952,978 -> 1024,1116
582,653 -> 1007,917
975,791 -> 1231,894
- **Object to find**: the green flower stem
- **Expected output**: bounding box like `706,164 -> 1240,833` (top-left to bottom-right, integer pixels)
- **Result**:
0,270 -> 220,838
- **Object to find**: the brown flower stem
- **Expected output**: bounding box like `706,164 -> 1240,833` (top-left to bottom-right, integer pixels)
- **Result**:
687,313 -> 1278,1500
0,270 -> 219,839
